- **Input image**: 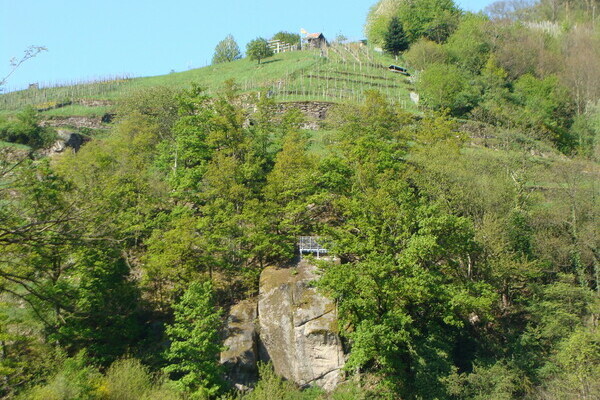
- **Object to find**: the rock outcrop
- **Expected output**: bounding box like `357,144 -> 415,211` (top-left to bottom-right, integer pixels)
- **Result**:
41,129 -> 89,156
220,260 -> 344,391
276,101 -> 335,130
220,299 -> 259,390
41,116 -> 107,130
258,261 -> 344,391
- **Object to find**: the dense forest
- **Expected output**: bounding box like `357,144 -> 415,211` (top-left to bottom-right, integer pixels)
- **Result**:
1,0 -> 599,399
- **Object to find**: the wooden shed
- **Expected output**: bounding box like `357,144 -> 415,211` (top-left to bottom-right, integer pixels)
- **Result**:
305,33 -> 328,49
388,65 -> 410,76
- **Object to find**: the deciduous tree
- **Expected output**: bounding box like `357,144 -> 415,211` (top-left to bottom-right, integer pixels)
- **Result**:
163,281 -> 224,398
246,38 -> 273,65
211,34 -> 242,65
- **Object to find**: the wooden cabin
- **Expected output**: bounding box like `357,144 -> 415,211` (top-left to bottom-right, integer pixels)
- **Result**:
305,33 -> 328,49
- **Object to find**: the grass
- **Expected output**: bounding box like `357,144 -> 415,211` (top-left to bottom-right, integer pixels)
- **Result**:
124,50 -> 320,95
0,140 -> 30,150
42,105 -> 112,117
306,129 -> 338,155
0,44 -> 418,117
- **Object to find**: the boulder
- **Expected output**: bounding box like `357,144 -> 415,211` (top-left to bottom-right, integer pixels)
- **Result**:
257,260 -> 344,391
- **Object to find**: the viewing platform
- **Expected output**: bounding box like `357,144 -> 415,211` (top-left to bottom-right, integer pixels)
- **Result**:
298,236 -> 328,258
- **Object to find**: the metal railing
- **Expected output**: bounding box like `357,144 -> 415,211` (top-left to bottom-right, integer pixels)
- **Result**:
298,236 -> 328,258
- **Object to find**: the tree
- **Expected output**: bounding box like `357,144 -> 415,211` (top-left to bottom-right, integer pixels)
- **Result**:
163,281 -> 224,398
55,247 -> 142,366
272,31 -> 300,46
404,38 -> 448,70
383,17 -> 409,58
418,63 -> 480,116
512,74 -> 575,151
246,38 -> 273,65
445,13 -> 491,73
211,34 -> 241,65
365,0 -> 460,45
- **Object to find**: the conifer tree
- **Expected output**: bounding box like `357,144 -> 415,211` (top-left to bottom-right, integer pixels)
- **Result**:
383,17 -> 409,58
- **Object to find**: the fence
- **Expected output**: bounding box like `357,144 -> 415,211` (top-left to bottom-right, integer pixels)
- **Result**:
0,75 -> 132,111
299,236 -> 328,258
267,40 -> 299,54
237,46 -> 414,108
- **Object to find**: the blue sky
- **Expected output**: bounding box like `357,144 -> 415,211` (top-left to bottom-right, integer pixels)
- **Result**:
1,0 -> 495,91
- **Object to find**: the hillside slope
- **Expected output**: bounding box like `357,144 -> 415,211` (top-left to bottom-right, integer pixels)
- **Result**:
0,44 -> 417,119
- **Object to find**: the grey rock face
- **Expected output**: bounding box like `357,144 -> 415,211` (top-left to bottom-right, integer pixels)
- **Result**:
258,261 -> 344,391
220,260 -> 345,391
220,299 -> 259,390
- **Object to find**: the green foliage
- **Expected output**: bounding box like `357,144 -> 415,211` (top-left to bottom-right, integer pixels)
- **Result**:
56,247 -> 142,365
522,275 -> 594,359
570,112 -> 600,159
272,31 -> 300,46
22,352 -> 102,400
0,106 -> 56,148
383,17 -> 409,57
319,177 -> 495,396
418,62 -> 480,115
444,361 -> 527,399
246,38 -> 273,65
445,13 -> 491,73
404,38 -> 448,70
103,358 -> 180,400
242,362 -> 318,400
318,94 -> 500,397
116,85 -> 179,136
263,128 -> 318,250
22,356 -> 180,400
512,74 -> 575,152
540,326 -> 600,398
398,0 -> 461,43
212,35 -> 242,65
366,0 -> 460,45
143,211 -> 206,307
163,281 -> 224,398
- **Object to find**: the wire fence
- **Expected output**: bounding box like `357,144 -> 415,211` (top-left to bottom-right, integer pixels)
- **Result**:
0,75 -> 132,111
239,44 -> 415,108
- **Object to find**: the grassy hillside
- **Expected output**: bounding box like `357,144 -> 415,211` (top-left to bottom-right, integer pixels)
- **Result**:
0,44 -> 417,117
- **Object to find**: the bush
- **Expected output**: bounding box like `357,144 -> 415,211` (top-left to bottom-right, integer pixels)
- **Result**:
102,358 -> 180,400
0,106 -> 56,148
418,63 -> 480,116
404,38 -> 448,70
243,362 -> 321,400
21,352 -> 102,400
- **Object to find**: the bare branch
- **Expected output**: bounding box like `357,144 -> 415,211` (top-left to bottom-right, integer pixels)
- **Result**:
0,45 -> 47,90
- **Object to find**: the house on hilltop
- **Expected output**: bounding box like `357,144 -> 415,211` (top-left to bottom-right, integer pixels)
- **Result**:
305,33 -> 328,49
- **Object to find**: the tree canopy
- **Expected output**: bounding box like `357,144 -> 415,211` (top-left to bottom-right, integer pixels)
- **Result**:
246,37 -> 274,64
2,0 -> 600,398
212,34 -> 242,64
383,16 -> 409,57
